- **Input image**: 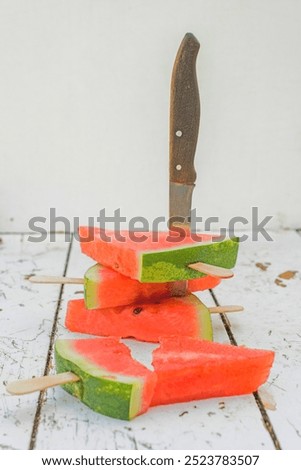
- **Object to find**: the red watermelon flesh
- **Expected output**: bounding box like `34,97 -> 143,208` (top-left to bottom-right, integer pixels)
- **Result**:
84,263 -> 220,310
188,276 -> 220,292
65,294 -> 213,343
151,337 -> 275,406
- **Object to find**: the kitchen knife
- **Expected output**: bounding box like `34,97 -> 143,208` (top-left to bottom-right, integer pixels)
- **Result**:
169,33 -> 200,296
169,32 -> 200,227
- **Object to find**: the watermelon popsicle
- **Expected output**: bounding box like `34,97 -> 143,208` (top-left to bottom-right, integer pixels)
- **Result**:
6,338 -> 157,421
83,263 -> 221,309
65,294 -> 214,342
79,227 -> 239,283
29,263 -> 221,310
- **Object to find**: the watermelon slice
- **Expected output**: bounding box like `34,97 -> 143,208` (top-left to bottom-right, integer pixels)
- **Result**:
151,337 -> 275,406
79,227 -> 239,282
55,338 -> 156,420
84,263 -> 220,309
65,294 -> 213,342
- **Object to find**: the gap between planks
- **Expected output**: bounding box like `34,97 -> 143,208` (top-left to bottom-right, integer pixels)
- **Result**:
209,288 -> 282,450
28,235 -> 74,450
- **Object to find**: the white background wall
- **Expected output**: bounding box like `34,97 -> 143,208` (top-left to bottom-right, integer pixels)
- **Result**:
0,0 -> 300,232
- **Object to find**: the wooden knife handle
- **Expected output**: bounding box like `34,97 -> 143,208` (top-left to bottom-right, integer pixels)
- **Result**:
170,33 -> 200,184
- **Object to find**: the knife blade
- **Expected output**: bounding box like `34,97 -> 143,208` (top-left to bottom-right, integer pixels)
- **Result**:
169,33 -> 200,296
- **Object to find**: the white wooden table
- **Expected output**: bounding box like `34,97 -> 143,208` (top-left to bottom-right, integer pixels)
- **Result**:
1,231 -> 301,450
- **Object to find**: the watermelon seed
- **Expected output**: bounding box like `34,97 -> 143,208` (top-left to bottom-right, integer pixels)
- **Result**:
133,307 -> 143,315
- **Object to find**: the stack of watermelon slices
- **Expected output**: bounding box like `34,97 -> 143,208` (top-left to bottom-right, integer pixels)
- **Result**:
55,226 -> 275,420
66,227 -> 239,342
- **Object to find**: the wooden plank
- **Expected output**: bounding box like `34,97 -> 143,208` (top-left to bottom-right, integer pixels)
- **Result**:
35,238 -> 274,449
210,230 -> 301,449
0,234 -> 70,450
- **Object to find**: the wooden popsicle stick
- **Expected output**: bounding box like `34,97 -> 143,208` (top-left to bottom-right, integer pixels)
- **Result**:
28,275 -> 84,285
208,305 -> 244,314
188,262 -> 234,279
6,372 -> 79,395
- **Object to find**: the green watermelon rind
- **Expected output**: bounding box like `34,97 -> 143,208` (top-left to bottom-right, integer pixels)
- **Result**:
84,264 -> 100,309
55,340 -> 143,420
139,237 -> 239,282
193,296 -> 213,341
